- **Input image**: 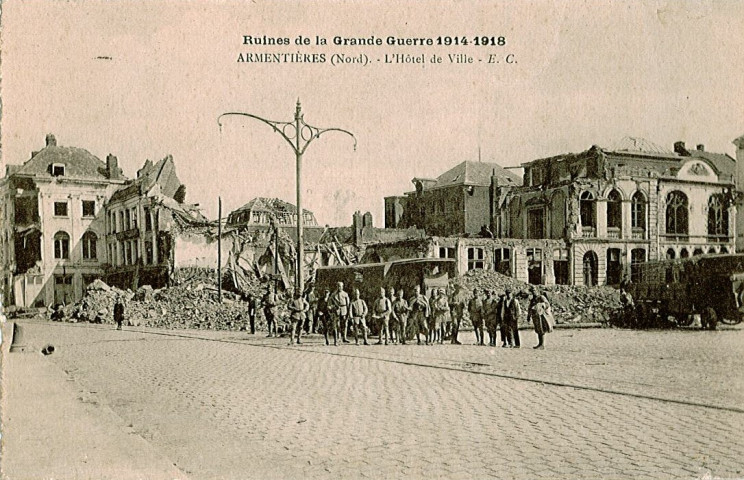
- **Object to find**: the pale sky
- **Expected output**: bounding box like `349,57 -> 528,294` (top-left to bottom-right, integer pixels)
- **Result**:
2,0 -> 743,225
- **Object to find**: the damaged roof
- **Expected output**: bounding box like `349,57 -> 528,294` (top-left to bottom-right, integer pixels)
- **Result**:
688,148 -> 736,180
607,136 -> 676,157
430,161 -> 521,189
109,155 -> 182,202
13,138 -> 114,180
232,197 -> 314,216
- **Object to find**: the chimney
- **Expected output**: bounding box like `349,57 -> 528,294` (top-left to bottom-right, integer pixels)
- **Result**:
733,135 -> 744,192
362,211 -> 373,228
352,211 -> 363,246
45,134 -> 57,147
696,144 -> 705,152
106,154 -> 122,180
674,141 -> 690,156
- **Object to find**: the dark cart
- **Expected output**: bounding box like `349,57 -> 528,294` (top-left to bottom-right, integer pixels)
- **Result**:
627,254 -> 744,327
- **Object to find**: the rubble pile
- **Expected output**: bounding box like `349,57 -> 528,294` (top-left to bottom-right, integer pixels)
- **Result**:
68,269 -> 273,331
451,270 -> 622,324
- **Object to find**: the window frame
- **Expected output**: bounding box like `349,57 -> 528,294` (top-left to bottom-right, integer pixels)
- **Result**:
82,200 -> 96,218
54,201 -> 69,217
53,231 -> 70,259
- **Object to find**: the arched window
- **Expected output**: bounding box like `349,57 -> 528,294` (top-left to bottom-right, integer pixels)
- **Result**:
665,191 -> 688,236
82,231 -> 97,260
580,191 -> 596,236
631,192 -> 646,238
54,231 -> 70,259
707,194 -> 728,238
607,190 -> 622,237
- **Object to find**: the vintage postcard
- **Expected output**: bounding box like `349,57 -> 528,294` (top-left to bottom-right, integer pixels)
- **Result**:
1,1 -> 743,479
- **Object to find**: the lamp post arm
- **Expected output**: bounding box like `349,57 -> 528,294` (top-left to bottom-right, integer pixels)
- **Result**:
218,112 -> 300,154
299,126 -> 357,156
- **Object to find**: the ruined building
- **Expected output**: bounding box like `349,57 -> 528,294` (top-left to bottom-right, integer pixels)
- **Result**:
224,198 -> 426,292
1,135 -> 126,307
384,161 -> 521,236
734,133 -> 744,252
103,155 -> 212,290
384,138 -> 737,287
498,138 -> 736,286
0,136 -> 213,309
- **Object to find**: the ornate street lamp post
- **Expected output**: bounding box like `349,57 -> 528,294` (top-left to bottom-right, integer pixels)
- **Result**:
219,101 -> 356,295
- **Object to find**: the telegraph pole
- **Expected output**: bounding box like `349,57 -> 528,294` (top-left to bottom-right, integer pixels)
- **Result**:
217,196 -> 222,302
219,101 -> 356,295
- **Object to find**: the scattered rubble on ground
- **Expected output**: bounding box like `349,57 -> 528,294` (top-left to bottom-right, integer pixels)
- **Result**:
59,267 -> 621,331
451,270 -> 622,324
62,268 -> 277,331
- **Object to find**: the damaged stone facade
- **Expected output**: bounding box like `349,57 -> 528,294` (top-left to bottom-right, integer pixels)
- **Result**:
223,203 -> 427,292
733,134 -> 744,252
499,138 -> 737,286
384,161 -> 520,236
103,155 -> 213,291
0,135 -> 126,308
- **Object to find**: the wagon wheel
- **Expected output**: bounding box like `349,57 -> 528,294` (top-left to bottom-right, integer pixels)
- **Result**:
718,314 -> 742,325
674,313 -> 694,327
701,307 -> 719,330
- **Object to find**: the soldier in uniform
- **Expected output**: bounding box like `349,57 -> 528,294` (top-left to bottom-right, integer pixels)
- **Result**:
486,290 -> 500,346
431,288 -> 450,344
409,285 -> 430,345
496,291 -> 510,347
245,292 -> 259,334
372,287 -> 393,345
503,287 -> 522,348
387,287 -> 399,344
263,284 -> 279,337
392,289 -> 411,345
449,284 -> 466,344
287,291 -> 309,345
349,288 -> 369,345
480,290 -> 494,346
328,282 -> 350,346
468,288 -> 485,345
318,289 -> 334,345
305,286 -> 318,334
114,296 -> 124,330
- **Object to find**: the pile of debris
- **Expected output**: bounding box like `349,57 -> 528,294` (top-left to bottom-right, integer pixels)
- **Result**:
451,270 -> 622,324
66,270 -> 279,331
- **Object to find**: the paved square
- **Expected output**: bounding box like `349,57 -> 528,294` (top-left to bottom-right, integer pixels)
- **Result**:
3,321 -> 743,480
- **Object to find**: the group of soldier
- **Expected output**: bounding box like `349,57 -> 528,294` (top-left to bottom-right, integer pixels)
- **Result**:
248,281 -> 556,349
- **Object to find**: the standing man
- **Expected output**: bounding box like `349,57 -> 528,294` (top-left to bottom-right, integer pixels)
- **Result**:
329,282 -> 350,345
372,287 -> 392,345
246,292 -> 259,334
350,288 -> 369,345
114,296 -> 124,330
449,285 -> 466,345
431,288 -> 450,344
409,285 -> 430,345
486,290 -> 500,347
503,287 -> 522,348
287,291 -> 309,345
318,289 -> 334,345
496,291 -> 510,347
480,290 -> 494,346
306,286 -> 318,334
468,288 -> 485,345
263,283 -> 279,337
528,286 -> 553,349
387,287 -> 399,344
392,289 -> 411,345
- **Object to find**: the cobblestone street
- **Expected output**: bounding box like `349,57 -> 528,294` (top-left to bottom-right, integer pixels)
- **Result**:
3,321 -> 743,480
